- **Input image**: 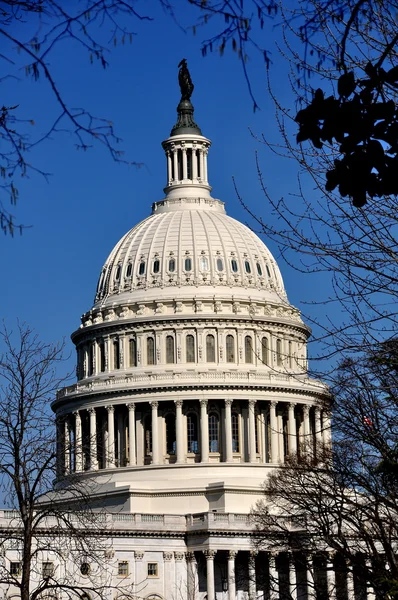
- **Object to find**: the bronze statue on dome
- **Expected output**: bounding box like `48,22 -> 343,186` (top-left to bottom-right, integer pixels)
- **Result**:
178,59 -> 194,101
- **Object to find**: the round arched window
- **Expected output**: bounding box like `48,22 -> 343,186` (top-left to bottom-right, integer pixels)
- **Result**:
126,263 -> 132,278
139,262 -> 146,276
153,259 -> 160,274
185,257 -> 192,272
168,258 -> 176,272
216,258 -> 224,272
231,259 -> 238,273
256,262 -> 262,276
244,260 -> 251,274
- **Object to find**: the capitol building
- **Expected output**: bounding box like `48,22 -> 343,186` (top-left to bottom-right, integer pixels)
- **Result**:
49,65 -> 332,600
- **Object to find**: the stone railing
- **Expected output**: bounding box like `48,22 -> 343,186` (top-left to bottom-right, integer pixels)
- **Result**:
0,511 -> 249,533
186,512 -> 252,531
56,369 -> 325,400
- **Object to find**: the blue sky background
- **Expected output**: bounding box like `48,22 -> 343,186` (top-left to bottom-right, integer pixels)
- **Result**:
1,1 -> 333,381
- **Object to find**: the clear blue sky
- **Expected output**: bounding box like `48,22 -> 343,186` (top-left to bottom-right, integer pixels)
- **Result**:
1,1 -> 332,380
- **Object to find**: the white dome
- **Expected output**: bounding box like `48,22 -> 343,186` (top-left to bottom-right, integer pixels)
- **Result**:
94,197 -> 286,310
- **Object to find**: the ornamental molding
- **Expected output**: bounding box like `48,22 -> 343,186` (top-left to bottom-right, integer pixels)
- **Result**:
78,300 -> 304,332
55,377 -> 328,409
73,317 -> 309,348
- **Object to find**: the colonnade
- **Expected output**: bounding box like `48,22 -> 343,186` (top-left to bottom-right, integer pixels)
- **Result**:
194,549 -> 374,600
164,141 -> 209,185
56,399 -> 331,476
77,327 -> 307,381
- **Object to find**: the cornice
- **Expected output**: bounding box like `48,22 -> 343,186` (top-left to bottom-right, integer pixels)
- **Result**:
73,300 -> 309,342
54,374 -> 328,410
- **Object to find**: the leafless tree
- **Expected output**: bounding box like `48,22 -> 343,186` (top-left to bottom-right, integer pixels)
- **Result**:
250,341 -> 398,598
0,322 -> 139,600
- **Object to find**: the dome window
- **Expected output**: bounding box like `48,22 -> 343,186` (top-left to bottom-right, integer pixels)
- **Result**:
245,260 -> 251,274
199,256 -> 209,271
261,337 -> 268,366
168,258 -> 176,272
139,262 -> 146,276
187,414 -> 198,453
185,257 -> 192,272
208,413 -> 220,453
129,338 -> 137,367
245,336 -> 253,364
206,334 -> 216,362
231,259 -> 238,273
232,413 -> 240,452
276,338 -> 283,366
256,262 -> 263,276
186,335 -> 195,363
126,263 -> 132,278
266,264 -> 271,278
147,337 -> 155,366
153,259 -> 160,274
216,258 -> 224,272
166,335 -> 175,364
226,335 -> 235,363
113,339 -> 120,370
115,265 -> 121,281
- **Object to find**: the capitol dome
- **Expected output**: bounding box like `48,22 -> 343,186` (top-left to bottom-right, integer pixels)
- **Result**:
94,196 -> 286,310
53,66 -> 328,518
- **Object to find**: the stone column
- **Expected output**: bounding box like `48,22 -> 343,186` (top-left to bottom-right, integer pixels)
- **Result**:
288,402 -> 297,455
134,551 -> 144,591
269,553 -> 279,600
248,552 -> 257,600
88,408 -> 98,470
199,149 -> 204,180
186,552 -> 198,600
127,403 -> 136,466
56,417 -> 63,479
167,151 -> 172,183
315,406 -> 322,444
228,550 -> 237,600
326,552 -> 336,600
182,146 -> 188,180
64,418 -> 71,474
107,405 -> 115,468
225,399 -> 233,463
192,146 -> 197,180
173,148 -> 179,182
74,411 -> 83,472
174,552 -> 186,598
248,399 -> 257,463
200,399 -> 209,463
204,550 -> 216,600
306,554 -> 315,600
303,404 -> 311,454
105,336 -> 111,371
118,410 -> 125,466
288,553 -> 297,600
175,399 -> 184,464
203,149 -> 208,182
323,412 -> 332,448
150,401 -> 159,465
270,401 -> 279,462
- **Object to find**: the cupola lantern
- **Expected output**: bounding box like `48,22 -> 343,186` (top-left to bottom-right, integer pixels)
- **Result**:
162,60 -> 211,199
